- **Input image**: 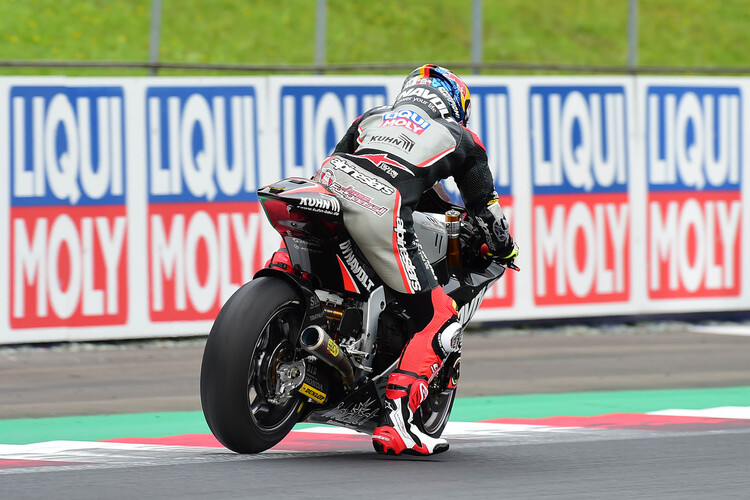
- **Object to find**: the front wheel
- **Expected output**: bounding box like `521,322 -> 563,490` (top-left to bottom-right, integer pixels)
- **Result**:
416,354 -> 459,437
200,277 -> 304,453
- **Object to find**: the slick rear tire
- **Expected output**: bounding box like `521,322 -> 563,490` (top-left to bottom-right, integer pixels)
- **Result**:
200,277 -> 303,454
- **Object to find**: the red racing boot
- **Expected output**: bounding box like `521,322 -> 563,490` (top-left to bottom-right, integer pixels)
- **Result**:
372,371 -> 449,456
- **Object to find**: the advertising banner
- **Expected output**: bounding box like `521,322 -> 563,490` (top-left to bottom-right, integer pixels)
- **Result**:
9,84 -> 128,330
462,82 -> 515,309
0,75 -> 748,344
270,77 -> 392,180
529,82 -> 631,306
644,81 -> 743,300
145,84 -> 265,322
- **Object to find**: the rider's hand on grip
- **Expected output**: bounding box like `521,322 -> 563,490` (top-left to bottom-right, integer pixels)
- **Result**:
480,241 -> 520,271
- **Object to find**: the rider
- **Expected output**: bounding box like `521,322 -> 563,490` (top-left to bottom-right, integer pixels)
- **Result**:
306,64 -> 518,456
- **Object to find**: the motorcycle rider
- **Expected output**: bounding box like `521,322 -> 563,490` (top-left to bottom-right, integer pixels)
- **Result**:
305,64 -> 518,456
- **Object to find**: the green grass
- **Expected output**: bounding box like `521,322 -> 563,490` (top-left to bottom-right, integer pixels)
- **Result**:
0,0 -> 748,76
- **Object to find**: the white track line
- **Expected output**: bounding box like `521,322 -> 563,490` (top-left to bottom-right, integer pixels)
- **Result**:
689,325 -> 750,337
648,406 -> 750,420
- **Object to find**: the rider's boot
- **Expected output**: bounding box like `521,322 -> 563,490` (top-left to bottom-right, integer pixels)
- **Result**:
372,371 -> 449,456
372,288 -> 461,456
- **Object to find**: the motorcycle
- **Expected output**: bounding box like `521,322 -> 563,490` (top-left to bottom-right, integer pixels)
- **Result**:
200,177 -> 510,453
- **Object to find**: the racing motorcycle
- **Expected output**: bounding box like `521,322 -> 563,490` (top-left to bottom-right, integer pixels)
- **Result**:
200,177 -> 511,453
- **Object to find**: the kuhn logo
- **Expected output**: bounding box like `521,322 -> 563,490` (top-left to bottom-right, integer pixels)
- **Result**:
339,240 -> 375,292
298,195 -> 340,215
368,133 -> 416,154
380,110 -> 431,135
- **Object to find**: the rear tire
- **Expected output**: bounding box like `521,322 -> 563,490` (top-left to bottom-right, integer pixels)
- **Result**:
200,277 -> 304,453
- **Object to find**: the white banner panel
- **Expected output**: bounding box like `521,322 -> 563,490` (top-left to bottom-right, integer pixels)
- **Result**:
0,74 -> 748,344
635,76 -> 748,314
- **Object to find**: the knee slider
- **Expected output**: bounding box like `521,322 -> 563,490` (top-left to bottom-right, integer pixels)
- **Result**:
436,321 -> 462,357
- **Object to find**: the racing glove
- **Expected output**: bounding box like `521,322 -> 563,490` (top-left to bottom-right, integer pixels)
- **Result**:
477,196 -> 519,267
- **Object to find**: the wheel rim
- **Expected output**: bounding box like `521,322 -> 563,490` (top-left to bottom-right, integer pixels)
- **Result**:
418,356 -> 458,435
246,303 -> 302,433
419,389 -> 454,435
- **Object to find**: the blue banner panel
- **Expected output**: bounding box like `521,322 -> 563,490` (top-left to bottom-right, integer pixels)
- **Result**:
278,85 -> 388,179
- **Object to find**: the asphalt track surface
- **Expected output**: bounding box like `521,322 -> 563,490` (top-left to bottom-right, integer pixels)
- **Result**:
1,325 -> 750,499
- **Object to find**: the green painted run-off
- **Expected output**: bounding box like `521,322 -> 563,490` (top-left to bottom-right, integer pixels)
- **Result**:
1,386 -> 748,445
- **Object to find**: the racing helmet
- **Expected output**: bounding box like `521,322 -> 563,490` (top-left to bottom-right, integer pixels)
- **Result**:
401,64 -> 471,127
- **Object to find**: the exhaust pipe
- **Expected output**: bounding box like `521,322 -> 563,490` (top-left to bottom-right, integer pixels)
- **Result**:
300,325 -> 355,391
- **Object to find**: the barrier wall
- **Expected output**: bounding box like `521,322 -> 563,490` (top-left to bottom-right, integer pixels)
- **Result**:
1,75 -> 747,344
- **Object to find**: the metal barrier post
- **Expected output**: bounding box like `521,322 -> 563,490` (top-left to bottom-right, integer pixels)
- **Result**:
315,0 -> 327,73
148,0 -> 163,76
627,0 -> 638,71
472,0 -> 483,74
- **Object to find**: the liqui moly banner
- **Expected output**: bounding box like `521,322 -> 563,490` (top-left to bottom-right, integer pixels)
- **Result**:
462,82 -> 515,309
8,85 -> 128,329
530,83 -> 631,307
146,84 -> 266,321
643,80 -> 744,302
1,75 -> 749,344
271,77 -> 390,179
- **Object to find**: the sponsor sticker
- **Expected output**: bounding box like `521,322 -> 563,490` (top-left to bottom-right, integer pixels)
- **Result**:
298,195 -> 341,216
326,338 -> 340,357
299,383 -> 327,403
339,240 -> 375,292
380,109 -> 431,135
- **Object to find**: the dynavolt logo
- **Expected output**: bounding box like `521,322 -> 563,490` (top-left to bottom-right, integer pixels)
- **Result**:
529,85 -> 630,305
146,86 -> 265,322
279,85 -> 388,179
9,86 -> 128,328
646,86 -> 742,298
